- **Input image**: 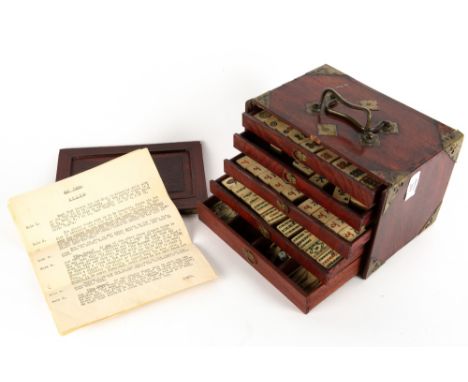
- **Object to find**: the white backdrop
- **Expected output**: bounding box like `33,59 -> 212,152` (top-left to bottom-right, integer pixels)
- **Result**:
1,0 -> 467,379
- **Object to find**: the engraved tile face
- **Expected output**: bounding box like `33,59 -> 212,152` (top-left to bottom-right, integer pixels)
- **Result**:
305,240 -> 327,258
326,217 -> 347,233
338,224 -> 361,242
292,161 -> 314,176
222,177 -> 245,193
309,173 -> 329,188
237,188 -> 253,201
212,201 -> 238,224
298,199 -> 321,215
247,163 -> 267,178
361,175 -> 380,190
332,157 -> 351,171
300,139 -> 323,153
343,165 -> 366,181
236,155 -> 257,169
332,187 -> 350,204
288,128 -> 306,144
312,207 -> 335,225
254,110 -> 273,122
263,208 -> 287,225
291,230 -> 312,247
316,149 -> 339,163
269,176 -> 287,193
258,169 -> 276,184
252,200 -> 274,215
280,185 -> 304,202
297,232 -> 318,251
277,219 -> 303,238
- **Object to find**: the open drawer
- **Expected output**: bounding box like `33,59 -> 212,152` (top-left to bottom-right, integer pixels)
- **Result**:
234,131 -> 375,230
223,156 -> 373,259
242,108 -> 384,209
211,176 -> 367,283
198,196 -> 363,313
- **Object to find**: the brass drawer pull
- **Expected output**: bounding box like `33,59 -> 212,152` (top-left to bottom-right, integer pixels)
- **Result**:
282,170 -> 296,185
276,199 -> 289,213
259,225 -> 270,239
309,88 -> 399,146
242,248 -> 257,265
293,150 -> 307,163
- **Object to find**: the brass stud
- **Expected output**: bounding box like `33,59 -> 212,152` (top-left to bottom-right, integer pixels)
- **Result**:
242,248 -> 257,265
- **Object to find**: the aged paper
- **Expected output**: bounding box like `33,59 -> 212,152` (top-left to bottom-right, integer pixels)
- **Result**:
9,148 -> 216,334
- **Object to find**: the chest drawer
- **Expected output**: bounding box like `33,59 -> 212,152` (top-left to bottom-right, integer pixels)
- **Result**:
198,196 -> 362,313
233,131 -> 375,230
223,155 -> 373,258
243,109 -> 382,209
210,175 -> 367,283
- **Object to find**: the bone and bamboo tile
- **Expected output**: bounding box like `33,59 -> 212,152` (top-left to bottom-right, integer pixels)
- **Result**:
298,198 -> 321,215
300,139 -> 323,153
292,161 -> 314,176
312,207 -> 336,225
280,185 -> 304,202
276,218 -> 303,238
332,187 -> 351,204
309,173 -> 329,188
316,149 -> 340,163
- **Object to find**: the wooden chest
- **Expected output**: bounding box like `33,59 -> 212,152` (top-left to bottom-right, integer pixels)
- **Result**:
197,64 -> 463,313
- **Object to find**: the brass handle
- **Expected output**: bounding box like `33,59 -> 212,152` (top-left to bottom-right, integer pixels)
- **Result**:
311,88 -> 398,146
242,248 -> 257,265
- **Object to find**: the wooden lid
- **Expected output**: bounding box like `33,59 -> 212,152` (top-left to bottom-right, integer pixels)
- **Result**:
56,141 -> 207,214
251,64 -> 463,185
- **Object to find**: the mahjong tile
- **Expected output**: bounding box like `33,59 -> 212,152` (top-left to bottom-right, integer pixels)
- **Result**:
316,149 -> 339,163
222,177 -> 245,193
298,199 -> 321,215
338,224 -> 361,242
326,217 -> 347,233
269,176 -> 287,193
281,185 -> 304,202
292,161 -> 314,176
263,208 -> 287,225
254,110 -> 273,122
236,155 -> 257,169
361,175 -> 379,190
332,157 -> 351,171
332,187 -> 351,204
309,173 -> 329,188
312,207 -> 335,225
288,128 -> 306,144
300,139 -> 323,153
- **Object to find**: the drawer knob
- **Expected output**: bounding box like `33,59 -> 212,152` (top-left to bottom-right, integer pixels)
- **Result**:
276,199 -> 289,213
283,171 -> 296,185
293,150 -> 307,163
259,225 -> 270,239
242,248 -> 257,265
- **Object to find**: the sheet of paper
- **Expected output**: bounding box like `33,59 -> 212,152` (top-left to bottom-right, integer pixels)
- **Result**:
8,148 -> 216,334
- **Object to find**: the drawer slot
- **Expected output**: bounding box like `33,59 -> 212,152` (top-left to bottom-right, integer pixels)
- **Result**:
198,196 -> 362,313
234,131 -> 375,230
243,110 -> 384,208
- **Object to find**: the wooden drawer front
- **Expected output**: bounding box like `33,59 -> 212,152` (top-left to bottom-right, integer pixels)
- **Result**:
211,178 -> 364,283
198,196 -> 362,313
243,112 -> 381,208
234,132 -> 374,231
224,158 -> 372,259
